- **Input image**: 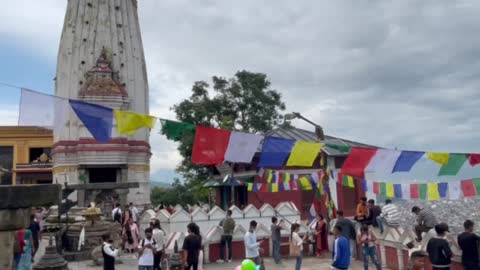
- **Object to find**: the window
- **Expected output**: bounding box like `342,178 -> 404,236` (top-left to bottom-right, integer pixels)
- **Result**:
0,146 -> 13,185
29,147 -> 52,163
88,168 -> 117,183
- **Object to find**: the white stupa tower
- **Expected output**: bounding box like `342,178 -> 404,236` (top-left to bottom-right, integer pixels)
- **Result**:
53,0 -> 150,205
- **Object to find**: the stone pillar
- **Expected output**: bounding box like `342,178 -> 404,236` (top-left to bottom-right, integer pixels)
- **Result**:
0,231 -> 15,270
204,242 -> 210,263
379,244 -> 387,268
397,247 -> 405,270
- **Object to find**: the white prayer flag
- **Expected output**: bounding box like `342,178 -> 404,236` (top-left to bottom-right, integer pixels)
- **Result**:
365,149 -> 401,174
18,88 -> 68,132
224,131 -> 263,163
366,180 -> 374,193
401,183 -> 411,199
449,181 -> 461,200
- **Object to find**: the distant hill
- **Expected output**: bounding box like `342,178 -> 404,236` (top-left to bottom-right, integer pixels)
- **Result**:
150,180 -> 172,189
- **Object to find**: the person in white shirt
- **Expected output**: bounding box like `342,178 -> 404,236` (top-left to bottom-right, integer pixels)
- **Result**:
102,234 -> 119,270
150,219 -> 166,270
130,202 -> 139,223
244,220 -> 264,266
112,203 -> 122,223
138,228 -> 157,270
377,199 -> 401,234
291,223 -> 307,270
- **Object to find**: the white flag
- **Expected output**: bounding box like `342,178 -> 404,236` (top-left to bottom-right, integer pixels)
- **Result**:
401,183 -> 411,199
224,131 -> 263,163
449,181 -> 461,200
365,149 -> 401,174
18,88 -> 68,132
366,180 -> 374,193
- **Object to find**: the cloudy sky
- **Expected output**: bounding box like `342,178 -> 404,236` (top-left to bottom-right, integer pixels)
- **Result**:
1,0 -> 480,182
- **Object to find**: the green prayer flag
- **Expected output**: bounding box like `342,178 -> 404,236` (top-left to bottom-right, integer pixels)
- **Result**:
160,119 -> 195,141
380,182 -> 387,196
342,175 -> 349,187
474,178 -> 480,196
419,183 -> 427,200
438,154 -> 467,176
325,144 -> 351,153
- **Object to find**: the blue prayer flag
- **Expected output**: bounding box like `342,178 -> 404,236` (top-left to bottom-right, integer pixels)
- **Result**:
258,136 -> 295,167
438,182 -> 448,198
392,151 -> 424,172
394,184 -> 402,198
69,100 -> 113,143
361,179 -> 367,192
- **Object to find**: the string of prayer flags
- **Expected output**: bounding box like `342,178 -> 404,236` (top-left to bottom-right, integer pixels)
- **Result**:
340,147 -> 378,178
69,100 -> 113,142
191,126 -> 231,165
224,132 -> 263,163
160,119 -> 195,141
392,151 -> 425,173
114,110 -> 156,135
427,152 -> 450,165
286,141 -> 323,167
18,88 -> 69,133
258,136 -> 295,167
468,154 -> 480,167
427,183 -> 440,201
438,154 -> 467,176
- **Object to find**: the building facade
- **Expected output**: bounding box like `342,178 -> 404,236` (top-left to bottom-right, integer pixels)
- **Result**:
53,0 -> 151,205
0,127 -> 53,185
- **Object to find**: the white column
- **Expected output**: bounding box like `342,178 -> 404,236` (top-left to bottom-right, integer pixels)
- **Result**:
204,242 -> 210,263
379,244 -> 387,268
397,247 -> 404,270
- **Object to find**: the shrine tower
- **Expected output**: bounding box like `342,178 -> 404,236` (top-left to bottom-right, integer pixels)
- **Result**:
53,0 -> 151,206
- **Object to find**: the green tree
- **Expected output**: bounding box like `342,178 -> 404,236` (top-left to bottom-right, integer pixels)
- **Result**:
151,178 -> 196,206
172,70 -> 287,192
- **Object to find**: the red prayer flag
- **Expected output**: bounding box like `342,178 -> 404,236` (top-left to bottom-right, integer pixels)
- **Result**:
462,179 -> 477,197
191,126 -> 231,165
278,172 -> 284,184
340,147 -> 378,178
410,184 -> 419,199
290,181 -> 298,191
469,154 -> 480,167
373,182 -> 380,195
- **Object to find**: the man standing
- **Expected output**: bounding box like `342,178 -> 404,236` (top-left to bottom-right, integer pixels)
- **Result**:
130,202 -> 139,224
412,206 -> 438,242
366,199 -> 381,227
102,234 -> 119,270
219,210 -> 236,263
355,197 -> 369,223
138,228 -> 157,270
334,210 -> 356,258
112,203 -> 122,224
457,220 -> 480,270
28,214 -> 41,258
244,220 -> 264,266
270,217 -> 285,265
377,199 -> 401,234
332,225 -> 351,270
426,223 -> 452,270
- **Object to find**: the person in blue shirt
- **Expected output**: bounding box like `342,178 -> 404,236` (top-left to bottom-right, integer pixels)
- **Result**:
332,225 -> 351,270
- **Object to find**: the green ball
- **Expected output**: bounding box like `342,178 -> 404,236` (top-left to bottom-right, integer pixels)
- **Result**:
241,259 -> 256,270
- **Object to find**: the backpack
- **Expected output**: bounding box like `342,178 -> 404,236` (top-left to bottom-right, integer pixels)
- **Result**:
14,230 -> 25,255
113,209 -> 121,222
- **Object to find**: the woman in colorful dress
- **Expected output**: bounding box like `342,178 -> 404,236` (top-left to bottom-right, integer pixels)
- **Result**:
315,213 -> 328,256
123,218 -> 140,253
16,227 -> 34,270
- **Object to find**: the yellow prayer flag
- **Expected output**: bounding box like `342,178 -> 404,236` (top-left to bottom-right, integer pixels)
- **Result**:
427,183 -> 440,201
299,177 -> 313,190
427,152 -> 449,165
386,183 -> 394,198
247,183 -> 253,191
286,141 -> 323,167
272,183 -> 279,192
347,176 -> 355,188
114,110 -> 156,136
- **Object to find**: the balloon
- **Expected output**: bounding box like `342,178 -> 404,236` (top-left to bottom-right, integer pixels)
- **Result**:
241,259 -> 256,270
235,266 -> 242,270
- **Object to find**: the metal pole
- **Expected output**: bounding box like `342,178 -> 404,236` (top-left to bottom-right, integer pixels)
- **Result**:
230,162 -> 235,207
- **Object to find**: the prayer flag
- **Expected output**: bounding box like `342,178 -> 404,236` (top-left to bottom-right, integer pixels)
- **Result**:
260,183 -> 268,192
283,182 -> 291,191
386,183 -> 394,198
469,154 -> 480,167
373,182 -> 380,195
191,126 -> 231,165
438,154 -> 467,176
284,172 -> 290,183
366,180 -> 373,193
419,184 -> 427,200
380,182 -> 387,196
272,183 -> 279,192
253,183 -> 261,192
224,131 -> 263,163
438,183 -> 448,198
266,170 -> 273,183
278,181 -> 285,191
299,177 -> 313,190
308,204 -> 317,223
394,184 -> 402,198
401,184 -> 410,199
257,168 -> 265,178
427,183 -> 440,201
18,88 -> 69,132
325,144 -> 351,153
365,149 -> 401,174
290,180 -> 298,191
392,151 -> 424,173
340,147 -> 378,178
427,152 -> 449,165
286,141 -> 323,166
410,184 -> 419,199
462,179 -> 477,197
114,110 -> 156,136
361,179 -> 367,192
342,175 -> 354,188
258,136 -> 295,167
247,183 -> 253,191
69,100 -> 113,142
474,178 -> 480,196
159,119 -> 195,141
449,181 -> 461,200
